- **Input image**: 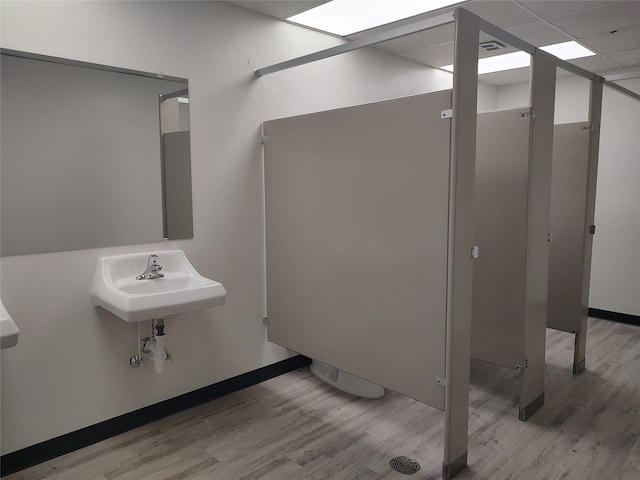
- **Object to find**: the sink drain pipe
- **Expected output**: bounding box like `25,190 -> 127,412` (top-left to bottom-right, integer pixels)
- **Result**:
141,319 -> 169,375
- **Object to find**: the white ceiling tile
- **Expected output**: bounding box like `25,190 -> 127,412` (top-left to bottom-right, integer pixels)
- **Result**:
516,1 -> 615,19
463,0 -> 539,28
607,47 -> 640,67
345,2 -> 464,42
547,1 -> 640,38
581,26 -> 640,54
566,55 -> 622,73
506,21 -> 571,47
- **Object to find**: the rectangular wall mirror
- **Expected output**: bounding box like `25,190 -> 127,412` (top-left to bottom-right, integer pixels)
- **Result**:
0,49 -> 193,256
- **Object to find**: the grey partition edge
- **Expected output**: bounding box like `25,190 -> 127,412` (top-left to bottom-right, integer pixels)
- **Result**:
547,80 -> 603,375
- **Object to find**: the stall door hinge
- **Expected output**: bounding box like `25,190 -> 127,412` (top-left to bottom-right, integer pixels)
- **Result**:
582,123 -> 595,133
262,317 -> 270,326
441,109 -> 453,119
515,359 -> 529,370
435,376 -> 447,387
259,135 -> 269,144
520,111 -> 535,120
589,225 -> 596,235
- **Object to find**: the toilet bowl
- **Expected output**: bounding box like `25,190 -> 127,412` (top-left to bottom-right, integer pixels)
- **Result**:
310,360 -> 385,399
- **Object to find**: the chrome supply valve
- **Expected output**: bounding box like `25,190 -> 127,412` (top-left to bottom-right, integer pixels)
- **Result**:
129,355 -> 143,367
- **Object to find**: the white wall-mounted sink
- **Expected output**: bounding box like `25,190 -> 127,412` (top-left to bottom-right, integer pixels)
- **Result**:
1,300 -> 19,349
91,250 -> 226,322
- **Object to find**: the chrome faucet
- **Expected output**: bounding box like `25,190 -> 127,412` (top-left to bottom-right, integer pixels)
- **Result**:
136,254 -> 164,280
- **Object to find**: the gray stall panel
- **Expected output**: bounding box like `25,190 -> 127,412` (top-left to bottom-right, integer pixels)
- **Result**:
548,122 -> 591,333
471,107 -> 532,369
264,91 -> 452,409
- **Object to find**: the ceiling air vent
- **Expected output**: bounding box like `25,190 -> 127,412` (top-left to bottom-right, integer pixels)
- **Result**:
479,40 -> 506,52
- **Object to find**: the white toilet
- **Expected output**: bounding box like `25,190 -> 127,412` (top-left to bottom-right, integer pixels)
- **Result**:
310,360 -> 385,399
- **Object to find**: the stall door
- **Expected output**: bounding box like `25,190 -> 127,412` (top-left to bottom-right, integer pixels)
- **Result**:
472,108 -> 532,368
548,122 -> 591,332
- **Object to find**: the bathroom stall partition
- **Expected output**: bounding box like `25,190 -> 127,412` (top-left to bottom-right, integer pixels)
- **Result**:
479,75 -> 606,380
263,90 -> 452,409
471,77 -> 602,421
258,7 -> 565,478
472,106 -> 534,373
547,121 -> 593,370
472,112 -> 594,414
471,52 -> 557,422
471,105 -> 552,421
547,79 -> 603,375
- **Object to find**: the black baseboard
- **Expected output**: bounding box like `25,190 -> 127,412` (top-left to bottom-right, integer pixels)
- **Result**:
0,355 -> 311,476
589,308 -> 640,327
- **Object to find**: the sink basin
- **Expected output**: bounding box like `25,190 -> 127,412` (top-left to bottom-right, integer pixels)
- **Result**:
91,250 -> 226,322
1,300 -> 19,349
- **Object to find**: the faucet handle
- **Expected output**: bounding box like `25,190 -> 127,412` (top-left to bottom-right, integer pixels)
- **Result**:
148,254 -> 160,266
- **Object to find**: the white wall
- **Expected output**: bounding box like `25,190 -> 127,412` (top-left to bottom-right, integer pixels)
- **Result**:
0,1 -> 453,454
589,80 -> 640,316
497,74 -> 591,123
477,81 -> 499,112
495,75 -> 640,316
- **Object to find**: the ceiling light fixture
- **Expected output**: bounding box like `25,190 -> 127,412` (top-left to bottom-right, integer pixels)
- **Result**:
540,40 -> 595,60
287,0 -> 466,36
440,41 -> 595,74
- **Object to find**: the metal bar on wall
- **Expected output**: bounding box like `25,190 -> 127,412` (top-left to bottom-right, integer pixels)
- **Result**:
254,12 -> 454,77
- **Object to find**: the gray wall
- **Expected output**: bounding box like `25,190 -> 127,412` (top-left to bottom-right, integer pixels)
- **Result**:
0,0 -> 453,454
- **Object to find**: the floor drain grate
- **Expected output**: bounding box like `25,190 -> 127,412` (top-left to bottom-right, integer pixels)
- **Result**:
389,456 -> 421,475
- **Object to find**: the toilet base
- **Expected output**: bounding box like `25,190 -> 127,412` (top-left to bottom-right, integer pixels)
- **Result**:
310,360 -> 385,399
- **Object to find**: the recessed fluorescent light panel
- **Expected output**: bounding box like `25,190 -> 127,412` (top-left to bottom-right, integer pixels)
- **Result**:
441,41 -> 595,74
539,40 -> 595,60
287,0 -> 465,36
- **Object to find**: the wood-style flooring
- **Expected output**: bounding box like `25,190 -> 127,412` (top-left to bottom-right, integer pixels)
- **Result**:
5,318 -> 639,480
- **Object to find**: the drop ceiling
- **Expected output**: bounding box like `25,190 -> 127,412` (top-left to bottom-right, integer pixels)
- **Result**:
227,0 -> 640,86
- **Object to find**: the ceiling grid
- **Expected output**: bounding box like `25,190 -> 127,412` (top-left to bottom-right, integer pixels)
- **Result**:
228,0 -> 640,86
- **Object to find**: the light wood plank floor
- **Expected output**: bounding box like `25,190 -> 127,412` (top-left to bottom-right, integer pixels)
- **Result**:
5,318 -> 639,480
